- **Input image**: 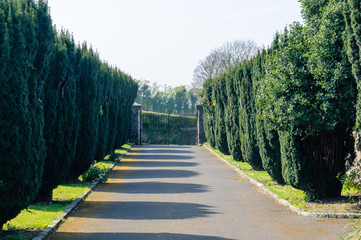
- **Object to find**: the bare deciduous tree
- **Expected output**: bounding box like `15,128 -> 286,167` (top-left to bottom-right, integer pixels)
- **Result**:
192,39 -> 258,91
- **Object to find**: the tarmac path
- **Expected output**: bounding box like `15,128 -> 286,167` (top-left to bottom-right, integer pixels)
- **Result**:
51,145 -> 349,240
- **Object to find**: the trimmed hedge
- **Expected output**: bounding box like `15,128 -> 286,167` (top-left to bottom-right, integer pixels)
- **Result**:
142,111 -> 196,144
0,0 -> 52,228
201,0 -> 357,199
0,0 -> 138,228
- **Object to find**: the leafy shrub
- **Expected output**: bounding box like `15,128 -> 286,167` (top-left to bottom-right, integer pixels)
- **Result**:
81,162 -> 109,182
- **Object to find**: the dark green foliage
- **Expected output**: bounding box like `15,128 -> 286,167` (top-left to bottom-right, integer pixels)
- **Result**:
254,50 -> 283,183
201,79 -> 216,148
36,30 -> 80,202
299,0 -> 330,31
0,0 -> 138,228
114,74 -> 138,149
237,61 -> 262,170
174,86 -> 189,115
67,45 -> 102,181
95,64 -> 112,161
213,76 -> 229,154
279,125 -> 353,200
260,0 -> 355,198
27,0 -> 53,206
142,111 -> 197,144
0,0 -> 52,227
197,0 -> 356,199
65,44 -> 138,182
224,68 -> 243,161
345,0 -> 361,135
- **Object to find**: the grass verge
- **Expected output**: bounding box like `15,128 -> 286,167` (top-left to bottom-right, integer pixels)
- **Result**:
204,142 -> 361,214
1,144 -> 131,240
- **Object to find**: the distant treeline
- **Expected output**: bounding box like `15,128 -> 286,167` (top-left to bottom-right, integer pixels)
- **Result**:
0,0 -> 138,229
201,0 -> 360,201
135,80 -> 198,115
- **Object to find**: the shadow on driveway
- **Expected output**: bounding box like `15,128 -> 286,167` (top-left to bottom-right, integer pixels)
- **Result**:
129,149 -> 194,154
98,181 -> 210,194
53,232 -> 236,240
119,160 -> 198,168
76,201 -> 218,220
110,169 -> 199,179
127,154 -> 194,160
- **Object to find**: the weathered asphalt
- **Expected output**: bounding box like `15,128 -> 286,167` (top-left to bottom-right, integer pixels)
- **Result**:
51,145 -> 348,240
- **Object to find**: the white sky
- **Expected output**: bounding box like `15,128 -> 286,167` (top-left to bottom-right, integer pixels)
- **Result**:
47,0 -> 303,87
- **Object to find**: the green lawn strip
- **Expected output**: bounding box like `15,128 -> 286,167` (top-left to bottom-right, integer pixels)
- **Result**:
2,183 -> 91,240
2,144 -> 131,240
53,183 -> 92,202
104,144 -> 131,161
204,142 -> 360,213
3,203 -> 69,231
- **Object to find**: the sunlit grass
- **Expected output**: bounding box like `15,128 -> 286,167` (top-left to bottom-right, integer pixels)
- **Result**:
3,204 -> 68,231
204,142 -> 361,212
2,144 -> 132,240
205,142 -> 313,211
53,183 -> 92,201
104,145 -> 131,161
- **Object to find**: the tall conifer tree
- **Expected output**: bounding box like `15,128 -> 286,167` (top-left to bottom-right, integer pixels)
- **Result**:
0,0 -> 52,228
237,61 -> 262,170
68,44 -> 101,181
36,30 -> 80,202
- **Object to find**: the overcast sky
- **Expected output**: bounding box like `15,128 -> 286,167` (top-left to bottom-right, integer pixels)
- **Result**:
47,0 -> 303,87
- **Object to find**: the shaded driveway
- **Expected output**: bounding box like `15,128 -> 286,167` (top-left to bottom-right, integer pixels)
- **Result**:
51,145 -> 348,240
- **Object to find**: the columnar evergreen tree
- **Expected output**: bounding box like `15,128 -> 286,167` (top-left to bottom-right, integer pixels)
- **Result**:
114,73 -> 127,149
237,61 -> 262,170
95,64 -> 112,160
214,75 -> 229,154
201,79 -> 216,148
27,0 -> 53,202
254,49 -> 283,184
225,68 -> 243,161
345,0 -> 361,138
106,72 -> 122,153
36,30 -> 80,202
0,0 -> 52,228
68,44 -> 102,181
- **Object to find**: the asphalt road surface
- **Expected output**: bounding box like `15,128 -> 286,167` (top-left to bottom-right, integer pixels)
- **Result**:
51,145 -> 349,240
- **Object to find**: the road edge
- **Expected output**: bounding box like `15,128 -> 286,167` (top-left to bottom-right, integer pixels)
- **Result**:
32,146 -> 132,240
203,145 -> 361,219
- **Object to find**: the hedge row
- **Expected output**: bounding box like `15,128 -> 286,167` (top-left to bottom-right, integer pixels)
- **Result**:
0,0 -> 138,229
201,0 -> 359,200
142,111 -> 196,144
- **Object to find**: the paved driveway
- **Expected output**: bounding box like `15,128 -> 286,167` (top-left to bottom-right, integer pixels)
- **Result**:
51,145 -> 348,240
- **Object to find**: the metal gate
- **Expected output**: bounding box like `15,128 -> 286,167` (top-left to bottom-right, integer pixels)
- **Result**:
142,112 -> 197,145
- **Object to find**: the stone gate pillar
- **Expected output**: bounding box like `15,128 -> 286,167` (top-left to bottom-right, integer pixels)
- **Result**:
131,103 -> 142,145
196,104 -> 206,145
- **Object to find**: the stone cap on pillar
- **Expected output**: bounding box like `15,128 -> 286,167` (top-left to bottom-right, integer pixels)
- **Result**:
133,102 -> 142,108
